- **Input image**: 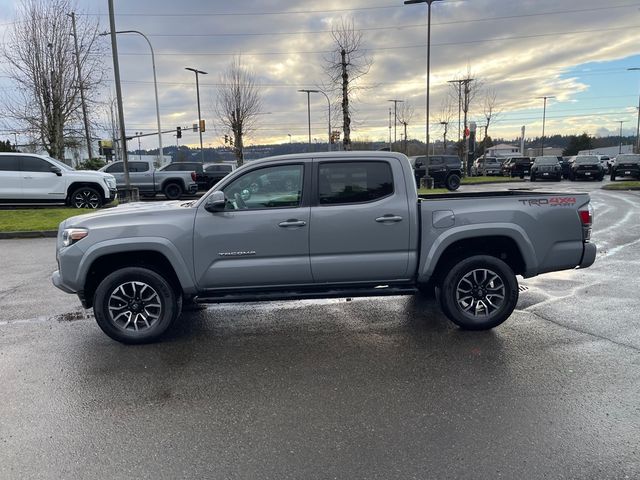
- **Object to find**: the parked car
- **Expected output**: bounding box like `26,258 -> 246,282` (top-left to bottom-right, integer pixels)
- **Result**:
568,155 -> 605,181
410,155 -> 462,191
99,159 -> 198,199
610,154 -> 640,181
472,156 -> 502,176
53,151 -> 596,344
530,156 -> 562,182
159,162 -> 236,191
501,157 -> 532,178
0,153 -> 117,208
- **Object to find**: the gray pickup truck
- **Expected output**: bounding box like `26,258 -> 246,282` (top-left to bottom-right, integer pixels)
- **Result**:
53,152 -> 596,344
98,159 -> 198,199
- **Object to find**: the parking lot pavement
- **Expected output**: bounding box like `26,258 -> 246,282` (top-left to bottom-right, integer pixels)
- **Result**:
0,185 -> 638,479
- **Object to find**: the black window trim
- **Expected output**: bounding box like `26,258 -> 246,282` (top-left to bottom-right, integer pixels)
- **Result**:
314,159 -> 395,207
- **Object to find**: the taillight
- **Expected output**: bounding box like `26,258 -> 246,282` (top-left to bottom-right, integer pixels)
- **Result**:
191,171 -> 197,181
578,205 -> 593,241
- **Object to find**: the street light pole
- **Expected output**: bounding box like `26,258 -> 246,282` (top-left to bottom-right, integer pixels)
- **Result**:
404,0 -> 442,189
627,68 -> 640,153
186,67 -> 207,163
101,30 -> 164,165
537,95 -> 555,156
299,89 -> 332,151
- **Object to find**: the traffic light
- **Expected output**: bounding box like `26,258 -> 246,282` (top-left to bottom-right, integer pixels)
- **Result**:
98,140 -> 104,155
176,126 -> 182,139
229,137 -> 234,147
199,119 -> 206,133
224,134 -> 228,144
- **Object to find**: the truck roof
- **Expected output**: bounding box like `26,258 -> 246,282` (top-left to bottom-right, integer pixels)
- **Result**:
246,151 -> 409,168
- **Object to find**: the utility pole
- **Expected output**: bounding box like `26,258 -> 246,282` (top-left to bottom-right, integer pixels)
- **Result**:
388,99 -> 404,146
461,78 -> 474,175
448,79 -> 464,145
617,120 -> 627,154
185,67 -> 207,162
68,12 -> 93,161
537,95 -> 555,156
402,121 -> 408,154
107,0 -> 131,197
388,108 -> 392,149
298,89 -> 312,147
627,68 -> 640,153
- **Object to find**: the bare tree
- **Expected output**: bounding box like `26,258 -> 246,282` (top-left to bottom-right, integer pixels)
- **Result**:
396,101 -> 414,154
436,98 -> 454,153
482,89 -> 501,144
323,18 -> 372,151
215,57 -> 263,167
1,0 -> 104,160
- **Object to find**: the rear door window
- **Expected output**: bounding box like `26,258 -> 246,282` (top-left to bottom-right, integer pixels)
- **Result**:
105,162 -> 124,173
22,156 -> 53,172
318,161 -> 393,205
128,162 -> 150,172
0,156 -> 20,172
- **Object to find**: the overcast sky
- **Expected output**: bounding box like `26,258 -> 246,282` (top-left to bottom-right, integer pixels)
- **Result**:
2,0 -> 640,150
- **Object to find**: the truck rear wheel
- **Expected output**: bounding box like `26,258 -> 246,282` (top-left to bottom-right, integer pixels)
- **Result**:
436,255 -> 518,330
445,173 -> 461,191
93,267 -> 181,344
163,182 -> 183,200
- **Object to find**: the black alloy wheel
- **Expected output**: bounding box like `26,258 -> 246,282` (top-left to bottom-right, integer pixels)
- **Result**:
70,187 -> 102,209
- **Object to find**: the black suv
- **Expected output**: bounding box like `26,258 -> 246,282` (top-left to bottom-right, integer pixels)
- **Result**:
159,162 -> 235,190
530,156 -> 562,182
568,155 -> 604,181
411,155 -> 462,191
610,154 -> 640,181
501,157 -> 532,178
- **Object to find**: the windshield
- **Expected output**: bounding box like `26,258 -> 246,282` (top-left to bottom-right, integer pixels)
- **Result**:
534,157 -> 559,165
46,157 -> 74,171
575,156 -> 598,164
616,154 -> 640,163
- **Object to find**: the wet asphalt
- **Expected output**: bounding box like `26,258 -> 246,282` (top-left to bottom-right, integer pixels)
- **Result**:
0,181 -> 639,479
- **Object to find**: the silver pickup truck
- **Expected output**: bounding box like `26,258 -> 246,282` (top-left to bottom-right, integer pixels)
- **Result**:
98,159 -> 198,199
53,152 -> 596,344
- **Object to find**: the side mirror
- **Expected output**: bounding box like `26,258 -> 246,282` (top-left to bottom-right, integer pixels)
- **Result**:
51,166 -> 62,176
204,191 -> 226,213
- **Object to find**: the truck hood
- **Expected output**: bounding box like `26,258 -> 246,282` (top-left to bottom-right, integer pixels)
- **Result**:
68,169 -> 114,181
62,200 -> 195,228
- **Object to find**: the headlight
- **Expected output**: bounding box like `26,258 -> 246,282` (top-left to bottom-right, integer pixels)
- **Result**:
62,228 -> 88,247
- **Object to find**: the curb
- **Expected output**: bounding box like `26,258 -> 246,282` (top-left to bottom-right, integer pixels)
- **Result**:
0,230 -> 57,239
601,186 -> 640,191
462,180 -> 526,186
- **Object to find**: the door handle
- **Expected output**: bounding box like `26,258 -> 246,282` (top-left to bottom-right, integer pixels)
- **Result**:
375,215 -> 403,223
23,176 -> 33,179
278,219 -> 307,228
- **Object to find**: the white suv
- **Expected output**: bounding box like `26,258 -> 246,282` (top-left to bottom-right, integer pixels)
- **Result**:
0,153 -> 117,208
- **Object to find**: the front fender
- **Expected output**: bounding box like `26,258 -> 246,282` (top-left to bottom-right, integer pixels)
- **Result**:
76,237 -> 197,294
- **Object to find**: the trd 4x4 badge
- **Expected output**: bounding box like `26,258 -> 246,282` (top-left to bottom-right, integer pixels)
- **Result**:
518,197 -> 577,207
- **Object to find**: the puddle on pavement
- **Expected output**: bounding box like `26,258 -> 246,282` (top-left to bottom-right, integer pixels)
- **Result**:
52,310 -> 93,322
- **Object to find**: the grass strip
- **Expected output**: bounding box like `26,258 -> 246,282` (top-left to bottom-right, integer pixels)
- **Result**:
0,208 -> 84,232
602,181 -> 640,190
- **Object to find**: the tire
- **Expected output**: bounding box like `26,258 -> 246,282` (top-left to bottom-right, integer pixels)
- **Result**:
610,172 -> 616,181
530,174 -> 536,182
519,173 -> 525,179
597,174 -> 604,181
557,174 -> 562,181
93,267 -> 181,344
69,186 -> 102,209
163,182 -> 183,200
445,173 -> 461,191
436,255 -> 518,330
569,172 -> 575,181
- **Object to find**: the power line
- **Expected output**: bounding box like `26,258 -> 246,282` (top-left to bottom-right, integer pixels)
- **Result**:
120,4 -> 640,37
110,25 -> 640,57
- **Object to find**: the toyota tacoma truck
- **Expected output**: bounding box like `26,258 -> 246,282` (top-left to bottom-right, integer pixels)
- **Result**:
99,159 -> 198,199
52,152 -> 596,344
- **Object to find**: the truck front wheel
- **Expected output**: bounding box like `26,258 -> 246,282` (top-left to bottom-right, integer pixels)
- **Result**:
163,182 -> 183,200
93,267 -> 181,344
437,255 -> 518,330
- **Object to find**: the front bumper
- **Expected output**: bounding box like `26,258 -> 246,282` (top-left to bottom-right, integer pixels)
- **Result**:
52,270 -> 75,294
578,243 -> 597,269
574,170 -> 602,178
